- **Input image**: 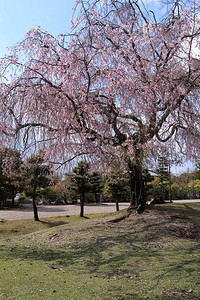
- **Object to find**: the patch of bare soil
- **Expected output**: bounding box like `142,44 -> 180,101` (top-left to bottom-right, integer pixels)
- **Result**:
109,204 -> 200,241
147,206 -> 200,240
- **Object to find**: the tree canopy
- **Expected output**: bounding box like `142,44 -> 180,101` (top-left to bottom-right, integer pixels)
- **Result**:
1,0 -> 200,206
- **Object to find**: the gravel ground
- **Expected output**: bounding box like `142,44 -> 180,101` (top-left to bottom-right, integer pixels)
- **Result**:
0,203 -> 130,220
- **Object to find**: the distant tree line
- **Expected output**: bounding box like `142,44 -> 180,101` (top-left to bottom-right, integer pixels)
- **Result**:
1,147 -> 200,220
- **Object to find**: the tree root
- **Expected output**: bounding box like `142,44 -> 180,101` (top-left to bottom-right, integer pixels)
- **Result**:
108,204 -> 147,223
107,211 -> 132,223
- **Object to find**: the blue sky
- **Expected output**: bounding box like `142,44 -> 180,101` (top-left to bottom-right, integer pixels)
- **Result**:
0,0 -> 167,58
0,0 -> 75,57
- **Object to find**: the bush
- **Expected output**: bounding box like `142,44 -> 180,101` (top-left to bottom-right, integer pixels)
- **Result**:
16,192 -> 31,205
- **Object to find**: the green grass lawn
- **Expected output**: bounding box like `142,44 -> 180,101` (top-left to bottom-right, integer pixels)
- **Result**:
1,203 -> 200,299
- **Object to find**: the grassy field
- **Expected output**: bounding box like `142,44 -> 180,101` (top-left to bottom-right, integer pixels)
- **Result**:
0,203 -> 200,299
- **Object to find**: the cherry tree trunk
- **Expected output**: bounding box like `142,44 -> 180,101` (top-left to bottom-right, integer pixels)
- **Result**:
127,155 -> 145,208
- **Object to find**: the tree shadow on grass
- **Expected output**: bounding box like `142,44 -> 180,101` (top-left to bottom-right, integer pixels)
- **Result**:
1,231 -> 163,271
2,230 -> 200,300
151,203 -> 200,218
1,203 -> 200,296
149,250 -> 200,299
134,204 -> 200,241
39,220 -> 69,228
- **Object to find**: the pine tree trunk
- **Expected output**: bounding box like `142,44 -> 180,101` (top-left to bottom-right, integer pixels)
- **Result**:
95,193 -> 98,204
32,184 -> 39,221
80,192 -> 85,217
11,188 -> 15,207
116,199 -> 119,211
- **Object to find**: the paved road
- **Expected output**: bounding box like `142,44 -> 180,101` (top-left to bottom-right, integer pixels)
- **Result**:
0,203 -> 130,220
172,199 -> 200,203
1,200 -> 200,221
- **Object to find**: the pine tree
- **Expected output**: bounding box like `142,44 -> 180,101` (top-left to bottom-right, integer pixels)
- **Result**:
90,172 -> 103,203
105,170 -> 129,211
71,161 -> 91,217
20,153 -> 51,221
156,156 -> 170,202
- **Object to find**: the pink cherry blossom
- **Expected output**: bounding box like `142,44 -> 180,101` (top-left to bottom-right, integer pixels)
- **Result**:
1,0 -> 200,207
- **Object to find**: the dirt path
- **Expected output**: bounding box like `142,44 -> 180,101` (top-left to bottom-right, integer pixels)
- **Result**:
0,203 -> 130,220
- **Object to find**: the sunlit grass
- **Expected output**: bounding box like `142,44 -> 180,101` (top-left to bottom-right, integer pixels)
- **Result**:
0,213 -> 110,238
0,203 -> 200,299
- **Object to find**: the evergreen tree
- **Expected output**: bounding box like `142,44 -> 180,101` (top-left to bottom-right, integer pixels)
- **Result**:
0,148 -> 22,208
90,172 -> 103,203
156,156 -> 170,202
71,161 -> 91,217
194,162 -> 200,180
20,152 -> 51,221
105,170 -> 129,211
